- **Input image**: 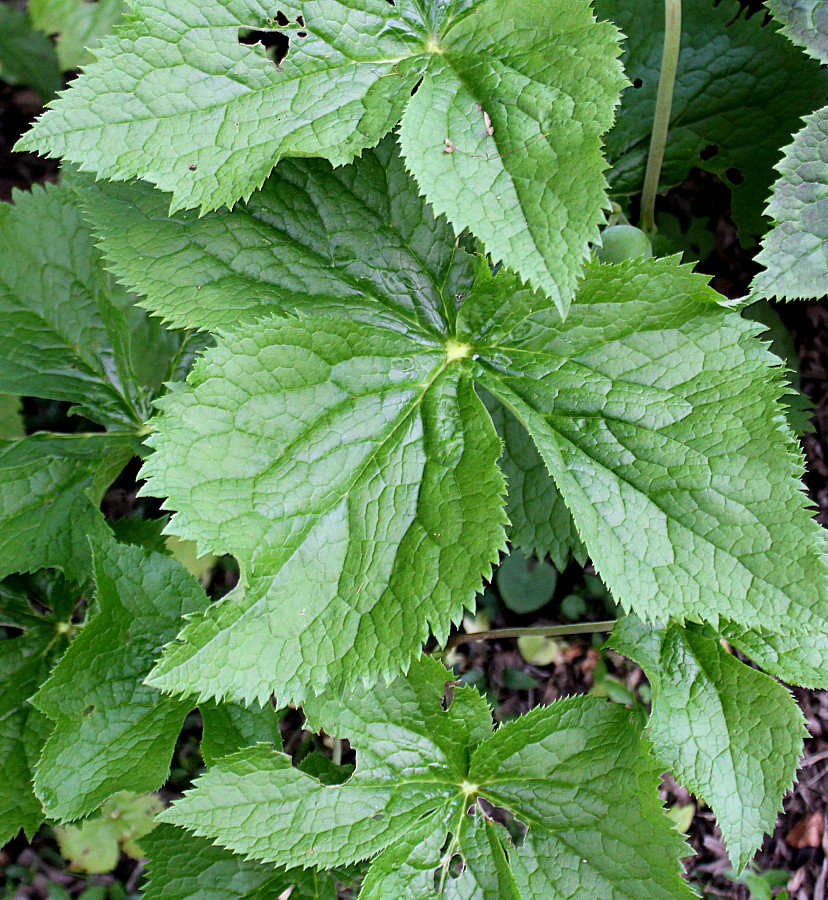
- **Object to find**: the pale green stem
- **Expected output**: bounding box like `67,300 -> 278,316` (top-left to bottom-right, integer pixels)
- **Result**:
331,738 -> 343,767
639,0 -> 682,234
446,620 -> 616,650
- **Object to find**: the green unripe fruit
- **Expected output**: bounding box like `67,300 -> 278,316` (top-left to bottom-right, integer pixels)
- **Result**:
596,224 -> 654,264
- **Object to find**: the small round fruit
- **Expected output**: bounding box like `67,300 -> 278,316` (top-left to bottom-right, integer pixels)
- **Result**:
596,225 -> 654,264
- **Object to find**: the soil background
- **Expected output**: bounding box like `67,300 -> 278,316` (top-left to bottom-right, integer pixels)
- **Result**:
1,44 -> 828,900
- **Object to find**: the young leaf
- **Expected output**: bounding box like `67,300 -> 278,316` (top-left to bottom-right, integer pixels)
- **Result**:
751,106 -> 828,301
22,1 -> 625,313
0,433 -> 135,583
0,5 -> 62,100
160,657 -> 694,898
598,0 -> 828,236
141,825 -> 336,900
0,182 -> 182,430
76,137 -> 477,333
143,314 -> 508,705
611,615 -> 807,871
29,0 -> 127,70
767,0 -> 828,63
32,540 -> 208,821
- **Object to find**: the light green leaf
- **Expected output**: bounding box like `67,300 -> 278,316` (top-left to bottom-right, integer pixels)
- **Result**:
752,106 -> 828,301
23,0 -> 624,311
0,5 -> 61,100
719,621 -> 828,689
0,433 -> 135,583
141,825 -> 335,900
32,540 -> 208,821
767,0 -> 828,63
143,314 -> 507,706
0,182 -> 183,430
470,257 -> 828,635
29,0 -> 127,70
76,137 -> 476,333
199,701 -> 283,766
598,0 -> 828,236
483,392 -> 585,569
161,658 -> 693,898
611,615 -> 806,871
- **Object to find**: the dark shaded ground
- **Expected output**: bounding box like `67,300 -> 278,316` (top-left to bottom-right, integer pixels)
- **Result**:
1,68 -> 827,900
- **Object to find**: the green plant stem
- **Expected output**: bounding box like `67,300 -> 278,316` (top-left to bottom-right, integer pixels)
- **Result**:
639,0 -> 682,235
331,738 -> 342,767
446,620 -> 617,650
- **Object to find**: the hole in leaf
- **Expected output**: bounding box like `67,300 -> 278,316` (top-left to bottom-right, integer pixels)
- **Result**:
699,144 -> 719,160
238,26 -> 290,67
725,167 -> 744,185
632,77 -> 643,88
82,705 -> 96,717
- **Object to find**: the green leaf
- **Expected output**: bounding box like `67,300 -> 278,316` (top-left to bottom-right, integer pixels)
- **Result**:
143,314 -> 507,706
141,824 -> 335,900
470,257 -> 828,635
611,615 -> 806,871
0,433 -> 135,583
29,0 -> 127,70
0,182 -> 183,430
23,1 -> 625,312
752,106 -> 828,301
32,540 -> 208,821
0,396 -> 24,439
0,582 -> 72,843
55,819 -> 121,874
494,550 -> 557,615
0,5 -> 62,100
767,0 -> 828,63
76,137 -> 476,333
160,657 -> 693,898
199,701 -> 283,766
598,0 -> 828,236
483,392 -> 585,569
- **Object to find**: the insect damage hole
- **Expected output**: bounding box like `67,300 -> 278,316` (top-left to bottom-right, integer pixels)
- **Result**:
238,13 -> 291,68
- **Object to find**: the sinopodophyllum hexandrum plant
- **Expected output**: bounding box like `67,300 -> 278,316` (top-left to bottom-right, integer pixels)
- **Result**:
2,0 -> 828,895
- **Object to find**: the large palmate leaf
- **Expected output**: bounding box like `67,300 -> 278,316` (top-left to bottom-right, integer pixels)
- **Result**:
767,0 -> 828,63
32,540 -> 207,822
0,182 -> 185,430
0,5 -> 61,100
161,657 -> 693,899
0,579 -> 74,844
22,0 -> 625,313
612,616 -> 806,871
598,0 -> 828,236
142,825 -> 337,900
752,105 -> 828,300
29,0 -> 127,70
142,252 -> 828,705
0,433 -> 135,583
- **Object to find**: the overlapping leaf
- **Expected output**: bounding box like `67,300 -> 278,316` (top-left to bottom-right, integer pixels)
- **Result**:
142,825 -> 338,900
32,540 -> 208,821
752,104 -> 828,300
612,615 -> 806,871
22,0 -> 625,312
0,578 -> 74,844
141,246 -> 828,705
0,433 -> 135,583
598,0 -> 828,236
0,5 -> 61,100
160,657 -> 694,899
29,0 -> 127,70
0,182 -> 187,430
767,0 -> 828,63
